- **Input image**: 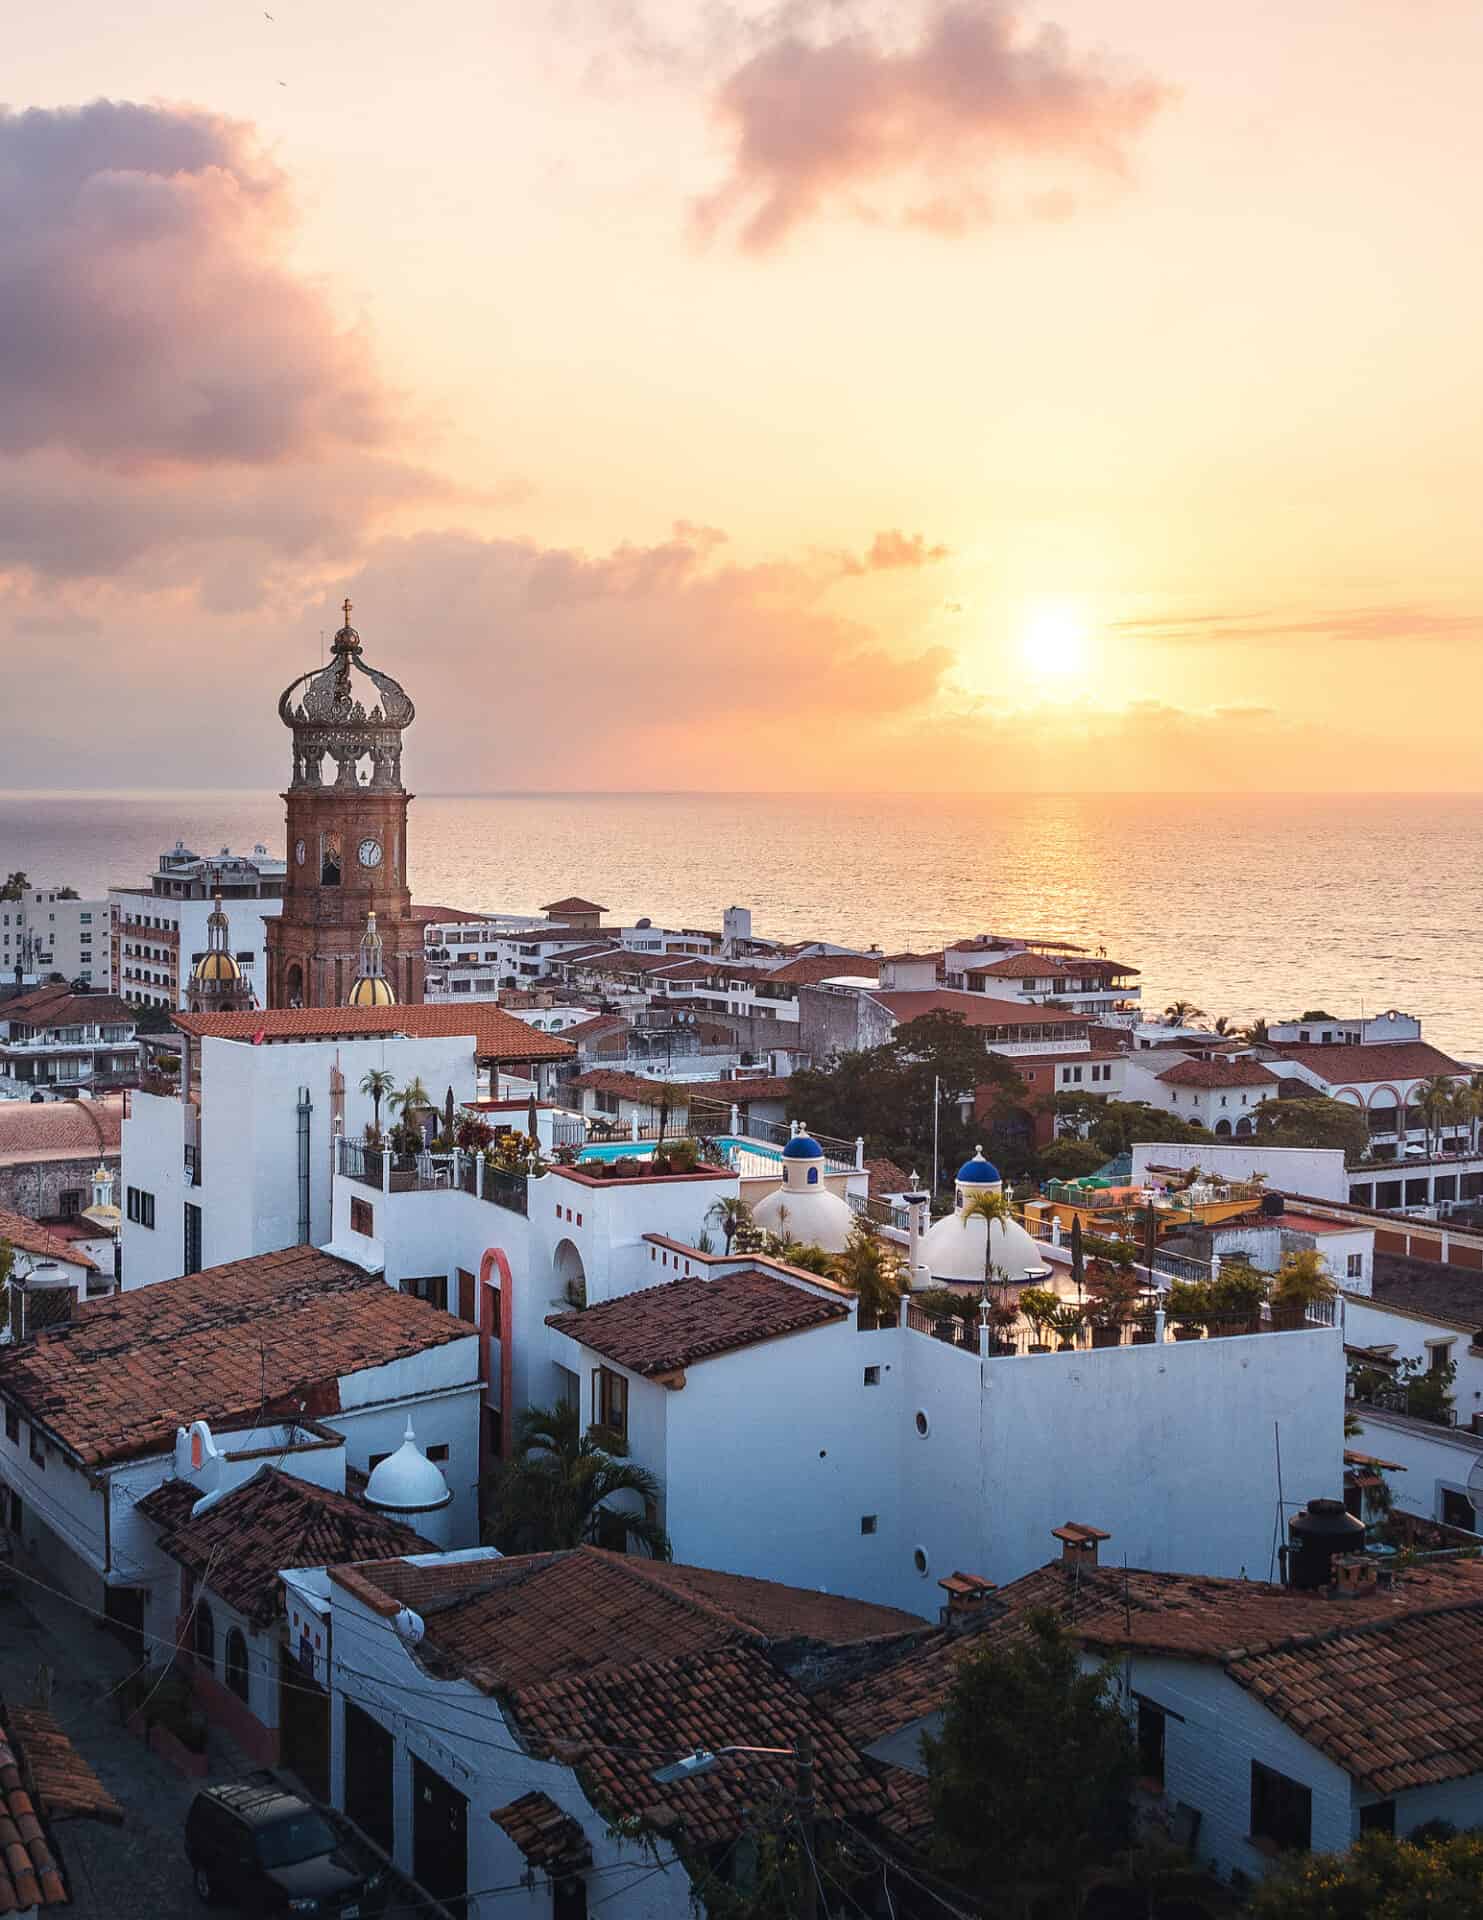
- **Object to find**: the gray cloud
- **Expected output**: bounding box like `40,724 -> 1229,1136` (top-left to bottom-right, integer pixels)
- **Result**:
694,2 -> 1168,250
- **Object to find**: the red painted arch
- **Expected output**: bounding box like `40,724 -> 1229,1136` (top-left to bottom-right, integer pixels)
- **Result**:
479,1246 -> 515,1464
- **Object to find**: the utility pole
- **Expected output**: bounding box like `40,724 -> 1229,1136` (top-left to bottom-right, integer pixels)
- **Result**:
796,1731 -> 817,1920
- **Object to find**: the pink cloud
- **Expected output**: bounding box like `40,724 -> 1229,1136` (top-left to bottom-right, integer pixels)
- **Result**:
0,101 -> 393,468
695,3 -> 1168,251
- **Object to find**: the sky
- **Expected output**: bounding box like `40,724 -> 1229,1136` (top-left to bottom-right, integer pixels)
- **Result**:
4,0 -> 1482,792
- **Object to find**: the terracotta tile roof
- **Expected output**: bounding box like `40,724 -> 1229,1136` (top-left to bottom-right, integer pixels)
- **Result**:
6,1706 -> 122,1825
0,1247 -> 473,1467
673,1077 -> 793,1106
0,993 -> 136,1033
0,1098 -> 123,1170
868,991 -> 1094,1032
547,1271 -> 848,1376
0,1704 -> 122,1911
958,952 -> 1138,979
1230,1605 -> 1483,1794
1370,1258 -> 1483,1331
822,1558 -> 1483,1750
0,1208 -> 98,1273
413,905 -> 489,924
541,898 -> 608,916
562,1015 -> 631,1043
330,1545 -> 922,1694
566,952 -> 681,977
510,1644 -> 888,1849
173,1002 -> 573,1061
864,1157 -> 915,1197
138,1465 -> 432,1625
1268,1041 -> 1465,1084
569,1068 -> 679,1102
1157,1058 -> 1279,1089
762,954 -> 879,987
489,1792 -> 591,1871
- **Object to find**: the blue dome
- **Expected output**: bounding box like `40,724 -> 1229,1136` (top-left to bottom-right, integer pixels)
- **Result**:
956,1154 -> 1002,1185
781,1133 -> 825,1161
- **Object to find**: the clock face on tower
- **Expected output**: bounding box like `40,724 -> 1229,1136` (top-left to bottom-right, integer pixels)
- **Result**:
358,837 -> 384,870
294,839 -> 305,866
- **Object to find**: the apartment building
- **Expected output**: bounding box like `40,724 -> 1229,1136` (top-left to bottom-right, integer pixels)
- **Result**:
109,841 -> 284,1009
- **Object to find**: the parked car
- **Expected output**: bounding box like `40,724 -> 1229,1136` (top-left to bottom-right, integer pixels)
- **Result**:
185,1775 -> 388,1915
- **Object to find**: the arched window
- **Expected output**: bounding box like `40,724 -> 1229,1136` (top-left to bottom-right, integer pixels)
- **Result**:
807,1166 -> 819,1185
193,1601 -> 215,1672
224,1628 -> 250,1702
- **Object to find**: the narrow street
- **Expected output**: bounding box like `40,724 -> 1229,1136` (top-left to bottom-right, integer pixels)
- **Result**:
0,1567 -> 249,1919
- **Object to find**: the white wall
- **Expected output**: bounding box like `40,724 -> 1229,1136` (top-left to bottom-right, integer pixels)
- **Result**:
120,1088 -> 188,1288
550,1303 -> 1344,1616
1131,1142 -> 1349,1203
330,1583 -> 695,1920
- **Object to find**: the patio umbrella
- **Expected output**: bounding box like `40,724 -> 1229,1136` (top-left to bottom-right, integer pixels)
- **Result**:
1070,1215 -> 1085,1304
527,1090 -> 539,1143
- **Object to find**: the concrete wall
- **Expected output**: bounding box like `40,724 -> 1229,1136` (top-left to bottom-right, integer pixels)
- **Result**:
1131,1142 -> 1349,1203
0,1151 -> 121,1222
120,1089 -> 188,1289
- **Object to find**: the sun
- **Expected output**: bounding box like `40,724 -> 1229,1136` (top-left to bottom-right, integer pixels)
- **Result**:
1018,603 -> 1091,680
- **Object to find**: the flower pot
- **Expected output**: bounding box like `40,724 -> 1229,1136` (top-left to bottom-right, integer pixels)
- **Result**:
1091,1326 -> 1122,1349
1130,1327 -> 1155,1344
1028,1342 -> 1051,1354
1172,1326 -> 1203,1341
1270,1302 -> 1306,1331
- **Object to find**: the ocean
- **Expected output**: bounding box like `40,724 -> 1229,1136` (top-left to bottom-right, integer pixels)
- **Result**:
2,789 -> 1479,1058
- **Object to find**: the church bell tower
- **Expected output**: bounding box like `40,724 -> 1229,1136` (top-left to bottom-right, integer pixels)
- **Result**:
265,601 -> 424,1008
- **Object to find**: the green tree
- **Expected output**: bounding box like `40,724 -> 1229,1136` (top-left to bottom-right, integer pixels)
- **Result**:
360,1067 -> 396,1135
1251,1831 -> 1483,1917
833,1217 -> 904,1323
785,1013 -> 1025,1184
483,1402 -> 672,1558
389,1075 -> 432,1118
1048,1095 -> 1208,1157
924,1610 -> 1134,1911
1037,1137 -> 1108,1182
705,1195 -> 752,1255
0,873 -> 28,902
1254,1095 -> 1371,1164
961,1187 -> 1014,1298
1163,999 -> 1206,1027
1414,1073 -> 1458,1156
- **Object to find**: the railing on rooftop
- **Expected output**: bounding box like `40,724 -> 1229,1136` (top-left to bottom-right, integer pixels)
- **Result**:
889,1298 -> 1338,1357
336,1135 -> 530,1214
847,1191 -> 913,1233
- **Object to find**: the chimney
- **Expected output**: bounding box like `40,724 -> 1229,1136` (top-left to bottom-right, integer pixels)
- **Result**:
1052,1522 -> 1111,1568
938,1571 -> 997,1626
1332,1553 -> 1379,1598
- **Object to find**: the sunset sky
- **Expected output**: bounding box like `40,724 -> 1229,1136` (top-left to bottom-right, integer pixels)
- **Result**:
5,0 -> 1481,791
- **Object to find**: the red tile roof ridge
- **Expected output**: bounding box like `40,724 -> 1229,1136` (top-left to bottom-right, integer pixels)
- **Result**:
0,1208 -> 98,1272
545,1270 -> 849,1375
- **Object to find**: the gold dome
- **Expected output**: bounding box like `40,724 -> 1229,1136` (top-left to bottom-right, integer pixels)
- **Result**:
193,949 -> 241,983
347,974 -> 397,1008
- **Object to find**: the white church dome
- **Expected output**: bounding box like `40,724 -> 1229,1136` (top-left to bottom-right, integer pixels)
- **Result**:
364,1421 -> 452,1515
750,1125 -> 855,1255
918,1147 -> 1047,1286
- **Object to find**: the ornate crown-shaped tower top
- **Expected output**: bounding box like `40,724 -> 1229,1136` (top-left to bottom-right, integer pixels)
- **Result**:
277,600 -> 415,792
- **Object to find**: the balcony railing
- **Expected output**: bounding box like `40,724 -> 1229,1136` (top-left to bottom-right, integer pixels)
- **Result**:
895,1298 -> 1337,1357
336,1135 -> 530,1216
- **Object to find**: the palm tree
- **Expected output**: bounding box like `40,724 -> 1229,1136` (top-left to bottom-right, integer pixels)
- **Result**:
360,1067 -> 396,1136
1446,1081 -> 1477,1156
1414,1075 -> 1455,1157
833,1218 -> 904,1325
1211,1015 -> 1232,1036
705,1195 -> 752,1254
1470,1074 -> 1483,1153
962,1189 -> 1015,1298
1240,1017 -> 1270,1046
483,1402 -> 671,1558
389,1075 -> 432,1119
1163,1000 -> 1206,1028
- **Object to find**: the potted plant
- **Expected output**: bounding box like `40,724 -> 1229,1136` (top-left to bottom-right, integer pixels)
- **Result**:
1165,1279 -> 1210,1340
1048,1302 -> 1086,1352
1208,1259 -> 1266,1335
987,1299 -> 1019,1355
1018,1286 -> 1061,1354
1270,1249 -> 1337,1330
1087,1268 -> 1140,1348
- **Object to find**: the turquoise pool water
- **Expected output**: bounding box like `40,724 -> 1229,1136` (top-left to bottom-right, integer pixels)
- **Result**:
577,1135 -> 782,1166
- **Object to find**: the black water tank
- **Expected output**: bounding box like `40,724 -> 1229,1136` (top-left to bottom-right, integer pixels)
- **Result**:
1287,1498 -> 1365,1589
1261,1192 -> 1286,1217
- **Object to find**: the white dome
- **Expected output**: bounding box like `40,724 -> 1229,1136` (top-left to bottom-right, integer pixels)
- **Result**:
364,1421 -> 452,1515
751,1183 -> 854,1255
919,1207 -> 1047,1287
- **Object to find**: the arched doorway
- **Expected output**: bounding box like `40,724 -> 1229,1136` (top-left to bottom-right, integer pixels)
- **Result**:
284,962 -> 304,1007
1214,1119 -> 1232,1138
554,1239 -> 586,1310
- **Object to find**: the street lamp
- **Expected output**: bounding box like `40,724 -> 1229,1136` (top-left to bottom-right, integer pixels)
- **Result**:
652,1737 -> 817,1920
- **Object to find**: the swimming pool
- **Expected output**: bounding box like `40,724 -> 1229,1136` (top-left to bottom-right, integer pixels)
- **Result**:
577,1135 -> 782,1167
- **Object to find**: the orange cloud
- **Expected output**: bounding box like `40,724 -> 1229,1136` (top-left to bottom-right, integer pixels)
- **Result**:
695,3 -> 1169,250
